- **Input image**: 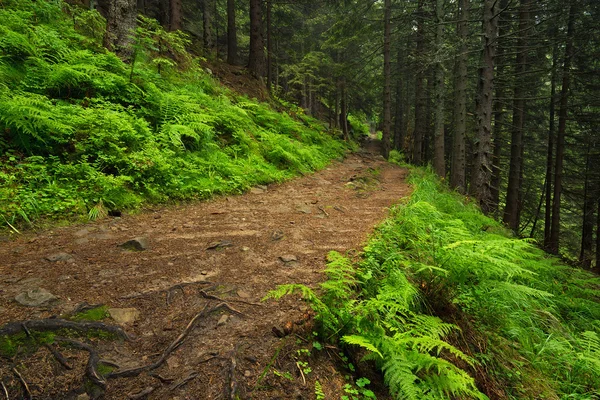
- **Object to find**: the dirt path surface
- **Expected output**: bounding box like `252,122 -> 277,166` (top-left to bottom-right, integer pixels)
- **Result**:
0,141 -> 410,399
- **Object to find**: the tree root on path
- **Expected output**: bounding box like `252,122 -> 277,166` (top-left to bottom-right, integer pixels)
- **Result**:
199,289 -> 263,307
108,302 -> 244,380
119,280 -> 213,305
0,319 -> 131,341
12,367 -> 31,400
56,338 -> 107,388
224,345 -> 239,400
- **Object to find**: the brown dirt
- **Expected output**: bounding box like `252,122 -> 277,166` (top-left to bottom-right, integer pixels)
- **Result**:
0,140 -> 410,399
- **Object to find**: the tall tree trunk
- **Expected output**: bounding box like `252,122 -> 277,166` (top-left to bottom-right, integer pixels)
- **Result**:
169,0 -> 182,31
102,0 -> 137,61
203,0 -> 213,49
472,0 -> 499,214
595,198 -> 600,275
382,0 -> 392,158
340,79 -> 349,141
548,3 -> 576,254
490,0 -> 509,213
266,0 -> 273,91
413,0 -> 426,164
544,37 -> 559,249
503,0 -> 531,231
580,145 -> 595,268
227,0 -> 237,64
432,0 -> 445,177
451,0 -> 468,193
393,43 -> 404,152
248,0 -> 265,78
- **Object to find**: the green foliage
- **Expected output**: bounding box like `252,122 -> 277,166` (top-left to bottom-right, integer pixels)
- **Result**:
0,0 -> 347,229
315,380 -> 326,400
70,306 -> 109,322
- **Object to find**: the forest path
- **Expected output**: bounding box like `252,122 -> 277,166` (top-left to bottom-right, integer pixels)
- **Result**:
0,140 -> 410,399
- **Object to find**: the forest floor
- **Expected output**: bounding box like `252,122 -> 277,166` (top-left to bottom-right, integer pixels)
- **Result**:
0,139 -> 410,400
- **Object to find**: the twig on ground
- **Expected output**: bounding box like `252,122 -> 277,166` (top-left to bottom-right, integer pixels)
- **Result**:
149,373 -> 174,384
1,380 -> 10,400
333,205 -> 346,213
296,362 -> 306,386
169,371 -> 199,391
129,386 -> 155,399
56,338 -> 106,388
12,368 -> 31,400
119,281 -> 213,301
318,206 -> 329,217
45,343 -> 73,370
199,290 -> 262,307
225,345 -> 239,400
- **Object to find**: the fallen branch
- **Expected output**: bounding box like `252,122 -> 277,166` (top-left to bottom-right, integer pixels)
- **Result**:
56,338 -> 106,388
199,290 -> 262,307
44,343 -> 72,370
0,319 -> 130,340
317,206 -> 329,217
108,303 -> 242,379
225,346 -> 239,400
1,381 -> 8,400
12,368 -> 31,400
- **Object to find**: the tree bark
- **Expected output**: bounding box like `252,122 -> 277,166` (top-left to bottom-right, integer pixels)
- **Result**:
580,145 -> 595,268
169,0 -> 182,31
548,3 -> 576,254
450,0 -> 468,193
248,0 -> 265,78
203,0 -> 213,49
382,0 -> 392,158
503,0 -> 531,231
543,35 -> 558,249
267,0 -> 273,91
432,0 -> 445,177
340,79 -> 349,141
472,0 -> 499,214
227,0 -> 237,64
102,0 -> 137,61
412,0 -> 426,164
393,43 -> 404,152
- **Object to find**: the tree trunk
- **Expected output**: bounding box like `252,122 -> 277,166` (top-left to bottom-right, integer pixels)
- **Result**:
169,0 -> 182,31
393,43 -> 404,152
503,0 -> 531,231
432,0 -> 445,177
248,0 -> 265,78
227,0 -> 237,64
472,0 -> 499,214
203,0 -> 213,49
102,0 -> 137,61
340,79 -> 349,141
412,0 -> 426,164
580,145 -> 595,268
267,0 -> 273,91
382,0 -> 392,158
450,0 -> 468,193
595,198 -> 600,275
548,3 -> 576,254
543,37 -> 558,249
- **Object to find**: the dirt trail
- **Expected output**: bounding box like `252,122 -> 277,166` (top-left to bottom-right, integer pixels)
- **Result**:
0,140 -> 410,399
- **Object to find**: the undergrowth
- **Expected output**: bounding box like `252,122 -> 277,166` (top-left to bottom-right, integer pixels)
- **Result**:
267,168 -> 600,399
0,0 -> 347,231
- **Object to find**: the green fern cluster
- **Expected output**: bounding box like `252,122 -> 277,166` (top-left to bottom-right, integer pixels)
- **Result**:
0,0 -> 347,229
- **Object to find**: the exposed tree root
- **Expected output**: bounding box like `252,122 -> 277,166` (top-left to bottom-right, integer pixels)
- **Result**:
56,338 -> 106,388
44,343 -> 73,370
119,280 -> 213,304
169,371 -> 198,391
12,368 -> 31,400
1,381 -> 8,400
0,319 -> 130,340
199,289 -> 263,307
108,302 -> 243,379
128,386 -> 155,399
225,345 -> 239,400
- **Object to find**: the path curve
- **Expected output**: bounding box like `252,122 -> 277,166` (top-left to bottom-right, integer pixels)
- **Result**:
0,140 -> 410,399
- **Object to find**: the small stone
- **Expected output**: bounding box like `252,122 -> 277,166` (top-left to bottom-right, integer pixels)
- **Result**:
241,246 -> 250,252
250,187 -> 265,195
74,228 -> 90,237
201,270 -> 208,276
279,255 -> 298,264
271,230 -> 284,241
74,238 -> 89,245
76,394 -> 90,400
237,289 -> 250,298
257,185 -> 268,191
108,308 -> 140,324
15,288 -> 58,307
119,237 -> 149,251
244,370 -> 252,378
217,314 -> 229,327
296,205 -> 312,214
45,252 -> 73,262
206,240 -> 233,250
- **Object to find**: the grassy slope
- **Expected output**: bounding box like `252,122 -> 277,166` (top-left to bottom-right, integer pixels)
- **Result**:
0,1 -> 347,230
270,168 -> 600,399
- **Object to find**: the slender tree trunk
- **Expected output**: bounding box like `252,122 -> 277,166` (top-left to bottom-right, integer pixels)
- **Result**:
424,71 -> 433,163
472,0 -> 499,214
267,0 -> 273,91
169,0 -> 182,31
432,0 -> 445,177
544,39 -> 558,249
340,79 -> 349,141
549,3 -> 576,254
580,145 -> 595,268
227,0 -> 237,64
451,0 -> 468,193
490,0 -> 509,213
504,0 -> 531,231
382,0 -> 392,158
393,43 -> 404,152
595,199 -> 600,275
203,0 -> 213,49
413,0 -> 426,164
102,0 -> 137,61
248,0 -> 265,78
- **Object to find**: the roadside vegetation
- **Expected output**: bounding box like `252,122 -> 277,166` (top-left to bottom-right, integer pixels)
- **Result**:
0,0 -> 346,231
269,168 -> 600,399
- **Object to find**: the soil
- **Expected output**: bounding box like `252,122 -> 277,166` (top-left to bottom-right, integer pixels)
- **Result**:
0,139 -> 410,400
